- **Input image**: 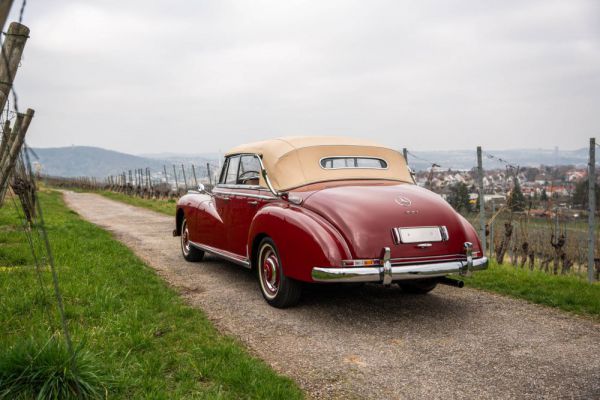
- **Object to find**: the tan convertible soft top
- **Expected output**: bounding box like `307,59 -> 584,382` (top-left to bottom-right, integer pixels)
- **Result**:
225,136 -> 412,191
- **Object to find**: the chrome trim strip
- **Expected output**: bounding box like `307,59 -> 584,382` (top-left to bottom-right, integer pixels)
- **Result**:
392,226 -> 449,245
318,155 -> 389,170
440,226 -> 449,241
212,189 -> 276,200
216,183 -> 264,190
391,253 -> 467,261
391,228 -> 401,244
258,156 -> 282,197
188,240 -> 251,268
391,257 -> 466,266
311,257 -> 488,283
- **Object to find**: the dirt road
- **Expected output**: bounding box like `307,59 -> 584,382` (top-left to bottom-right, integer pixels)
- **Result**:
63,191 -> 600,399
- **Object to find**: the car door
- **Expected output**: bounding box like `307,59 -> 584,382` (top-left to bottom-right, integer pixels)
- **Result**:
226,154 -> 266,257
195,156 -> 239,250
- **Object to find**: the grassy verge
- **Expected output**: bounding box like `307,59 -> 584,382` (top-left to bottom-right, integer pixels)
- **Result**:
0,191 -> 302,399
458,261 -> 600,319
98,191 -> 176,216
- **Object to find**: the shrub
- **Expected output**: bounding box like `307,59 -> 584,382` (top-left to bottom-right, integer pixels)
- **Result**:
0,336 -> 107,399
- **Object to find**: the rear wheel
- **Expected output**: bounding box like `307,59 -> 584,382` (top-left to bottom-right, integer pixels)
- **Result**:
181,218 -> 204,262
398,279 -> 438,294
257,237 -> 301,308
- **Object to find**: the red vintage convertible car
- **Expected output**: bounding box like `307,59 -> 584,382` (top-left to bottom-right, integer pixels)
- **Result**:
174,137 -> 487,307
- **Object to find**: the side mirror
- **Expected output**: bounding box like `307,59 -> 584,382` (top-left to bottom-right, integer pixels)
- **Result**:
196,183 -> 213,196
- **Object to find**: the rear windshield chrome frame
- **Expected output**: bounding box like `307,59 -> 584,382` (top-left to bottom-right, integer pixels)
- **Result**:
319,156 -> 389,170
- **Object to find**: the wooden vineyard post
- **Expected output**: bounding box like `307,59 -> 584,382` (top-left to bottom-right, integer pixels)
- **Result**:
477,146 -> 486,256
172,164 -> 179,195
0,23 -> 31,205
0,120 -> 11,163
0,0 -> 14,33
138,169 -> 143,195
146,167 -> 152,197
163,165 -> 168,198
0,23 -> 30,113
144,168 -> 149,196
0,109 -> 34,202
181,164 -> 188,191
489,201 -> 495,260
129,170 -> 132,192
588,137 -> 596,283
206,162 -> 212,185
191,164 -> 198,187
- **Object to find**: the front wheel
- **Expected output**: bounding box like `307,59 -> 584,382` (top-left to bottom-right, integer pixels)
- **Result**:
257,238 -> 301,308
398,279 -> 438,294
181,218 -> 204,262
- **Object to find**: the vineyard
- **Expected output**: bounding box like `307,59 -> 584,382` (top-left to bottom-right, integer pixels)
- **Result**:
39,141 -> 600,283
466,211 -> 599,278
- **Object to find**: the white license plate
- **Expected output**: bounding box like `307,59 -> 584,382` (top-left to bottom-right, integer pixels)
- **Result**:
394,227 -> 443,244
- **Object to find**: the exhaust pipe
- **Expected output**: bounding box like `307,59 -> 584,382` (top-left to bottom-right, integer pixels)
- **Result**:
438,276 -> 464,288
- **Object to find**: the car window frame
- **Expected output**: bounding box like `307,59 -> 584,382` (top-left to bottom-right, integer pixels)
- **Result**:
319,156 -> 388,170
217,153 -> 265,190
223,155 -> 241,185
218,158 -> 230,184
237,155 -> 261,185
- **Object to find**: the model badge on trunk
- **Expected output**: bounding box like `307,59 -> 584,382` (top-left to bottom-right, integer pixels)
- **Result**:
394,196 -> 412,206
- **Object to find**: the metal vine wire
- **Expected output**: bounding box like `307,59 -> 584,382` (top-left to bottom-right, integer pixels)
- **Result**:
9,190 -> 54,324
1,0 -> 82,393
406,149 -> 442,169
484,151 -> 519,171
18,0 -> 26,23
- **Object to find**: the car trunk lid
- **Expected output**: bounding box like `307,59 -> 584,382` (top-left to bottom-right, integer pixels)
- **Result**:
300,182 -> 472,260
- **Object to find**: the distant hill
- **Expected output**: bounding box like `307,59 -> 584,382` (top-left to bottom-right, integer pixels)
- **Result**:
31,146 -> 218,178
30,145 -> 589,178
404,148 -> 589,171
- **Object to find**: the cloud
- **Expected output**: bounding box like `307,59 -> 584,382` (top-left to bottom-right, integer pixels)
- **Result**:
11,0 -> 600,154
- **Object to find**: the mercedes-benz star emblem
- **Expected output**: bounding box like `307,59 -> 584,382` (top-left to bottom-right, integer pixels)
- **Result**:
394,196 -> 412,207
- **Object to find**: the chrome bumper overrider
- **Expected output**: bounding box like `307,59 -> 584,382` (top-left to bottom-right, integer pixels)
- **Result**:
311,242 -> 488,283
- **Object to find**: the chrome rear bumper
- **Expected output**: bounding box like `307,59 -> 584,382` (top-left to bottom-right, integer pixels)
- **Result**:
311,257 -> 488,283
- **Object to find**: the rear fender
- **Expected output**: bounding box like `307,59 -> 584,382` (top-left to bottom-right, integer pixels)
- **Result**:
248,203 -> 352,282
458,214 -> 483,257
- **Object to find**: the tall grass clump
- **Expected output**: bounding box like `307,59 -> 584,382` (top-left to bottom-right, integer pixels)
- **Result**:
0,336 -> 107,399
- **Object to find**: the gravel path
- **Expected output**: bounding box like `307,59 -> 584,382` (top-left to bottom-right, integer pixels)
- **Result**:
62,191 -> 600,400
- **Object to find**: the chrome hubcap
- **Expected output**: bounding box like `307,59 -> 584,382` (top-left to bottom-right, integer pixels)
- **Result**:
182,222 -> 190,255
259,244 -> 280,299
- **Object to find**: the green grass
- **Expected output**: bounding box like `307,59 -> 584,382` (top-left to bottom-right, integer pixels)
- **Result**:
0,191 -> 303,399
0,337 -> 106,399
458,261 -> 600,319
98,191 -> 176,216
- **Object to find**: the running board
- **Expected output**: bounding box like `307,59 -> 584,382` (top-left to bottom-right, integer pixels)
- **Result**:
188,240 -> 251,268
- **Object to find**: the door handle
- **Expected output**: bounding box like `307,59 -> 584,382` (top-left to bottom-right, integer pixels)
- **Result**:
216,195 -> 230,201
248,200 -> 258,205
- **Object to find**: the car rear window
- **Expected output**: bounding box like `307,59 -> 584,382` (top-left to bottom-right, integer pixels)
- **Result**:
320,157 -> 388,169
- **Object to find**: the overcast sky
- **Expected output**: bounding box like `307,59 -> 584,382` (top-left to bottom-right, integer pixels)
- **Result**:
9,0 -> 600,154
